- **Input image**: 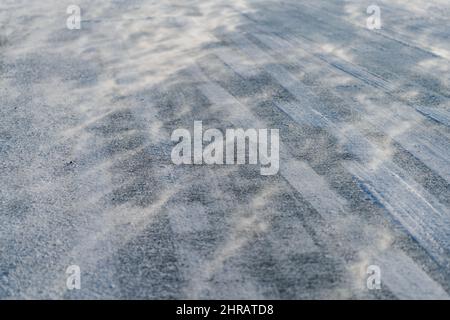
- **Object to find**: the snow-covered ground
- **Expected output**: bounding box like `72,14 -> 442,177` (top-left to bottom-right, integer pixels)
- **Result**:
1,0 -> 450,299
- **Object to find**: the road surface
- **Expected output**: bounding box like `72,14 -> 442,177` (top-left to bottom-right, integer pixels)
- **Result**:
1,0 -> 450,299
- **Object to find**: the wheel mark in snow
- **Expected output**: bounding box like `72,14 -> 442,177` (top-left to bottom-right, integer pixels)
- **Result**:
236,34 -> 450,181
220,31 -> 450,183
346,161 -> 450,269
235,5 -> 450,129
193,64 -> 448,298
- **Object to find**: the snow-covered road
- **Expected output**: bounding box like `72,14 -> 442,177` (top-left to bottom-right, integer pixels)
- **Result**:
1,0 -> 450,299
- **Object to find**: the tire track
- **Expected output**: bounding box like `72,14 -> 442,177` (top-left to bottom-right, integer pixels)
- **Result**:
193,59 -> 449,298
211,31 -> 450,273
238,1 -> 450,113
246,31 -> 450,182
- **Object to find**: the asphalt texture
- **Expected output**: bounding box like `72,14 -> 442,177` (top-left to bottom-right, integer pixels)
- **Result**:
1,0 -> 450,299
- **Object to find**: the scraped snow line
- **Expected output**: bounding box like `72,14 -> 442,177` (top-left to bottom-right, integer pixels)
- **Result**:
235,4 -> 450,119
214,32 -> 450,271
286,160 -> 449,300
221,31 -> 450,180
377,0 -> 450,23
257,31 -> 397,91
346,161 -> 450,269
193,63 -> 449,299
284,0 -> 450,66
305,0 -> 450,62
247,31 -> 450,182
416,106 -> 450,128
264,31 -> 450,129
239,10 -> 450,130
375,250 -> 449,299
